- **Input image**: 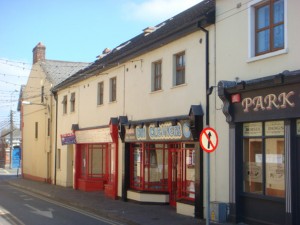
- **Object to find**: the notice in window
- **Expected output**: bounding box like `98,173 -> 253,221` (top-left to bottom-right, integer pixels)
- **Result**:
265,121 -> 284,136
243,122 -> 262,137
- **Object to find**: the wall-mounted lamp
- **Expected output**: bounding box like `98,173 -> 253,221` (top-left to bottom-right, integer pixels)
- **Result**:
22,100 -> 46,106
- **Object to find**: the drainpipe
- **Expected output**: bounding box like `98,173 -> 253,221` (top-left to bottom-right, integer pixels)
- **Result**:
198,25 -> 209,126
198,24 -> 210,225
54,93 -> 58,185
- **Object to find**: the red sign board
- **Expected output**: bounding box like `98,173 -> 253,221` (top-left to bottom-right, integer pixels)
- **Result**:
199,127 -> 218,153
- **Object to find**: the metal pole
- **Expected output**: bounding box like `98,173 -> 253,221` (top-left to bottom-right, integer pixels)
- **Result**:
206,153 -> 210,225
10,110 -> 13,169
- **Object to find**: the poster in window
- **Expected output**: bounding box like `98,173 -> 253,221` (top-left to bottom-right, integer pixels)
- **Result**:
266,164 -> 284,190
245,162 -> 262,183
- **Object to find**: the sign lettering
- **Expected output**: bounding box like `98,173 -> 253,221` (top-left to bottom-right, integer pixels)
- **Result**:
242,91 -> 295,112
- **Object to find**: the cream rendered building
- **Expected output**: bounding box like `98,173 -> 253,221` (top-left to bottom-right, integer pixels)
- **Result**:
22,42 -> 88,183
216,0 -> 300,224
53,0 -> 216,219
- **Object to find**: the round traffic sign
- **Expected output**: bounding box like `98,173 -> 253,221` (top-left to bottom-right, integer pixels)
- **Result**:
199,127 -> 219,153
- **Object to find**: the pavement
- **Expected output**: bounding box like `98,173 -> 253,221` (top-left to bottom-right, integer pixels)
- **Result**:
2,169 -> 234,225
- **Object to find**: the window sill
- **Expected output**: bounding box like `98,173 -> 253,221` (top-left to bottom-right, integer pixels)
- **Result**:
171,83 -> 187,89
150,89 -> 163,94
247,48 -> 288,63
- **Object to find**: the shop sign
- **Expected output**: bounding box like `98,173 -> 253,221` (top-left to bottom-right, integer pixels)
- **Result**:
76,127 -> 112,144
124,121 -> 193,142
232,83 -> 300,122
61,133 -> 76,145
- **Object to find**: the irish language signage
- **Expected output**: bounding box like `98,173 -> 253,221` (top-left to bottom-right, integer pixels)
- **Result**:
124,121 -> 193,142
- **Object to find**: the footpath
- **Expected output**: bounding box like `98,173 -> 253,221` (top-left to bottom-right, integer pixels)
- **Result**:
5,173 -> 234,225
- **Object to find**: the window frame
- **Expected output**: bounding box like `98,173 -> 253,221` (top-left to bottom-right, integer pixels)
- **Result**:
70,92 -> 75,113
97,81 -> 104,105
152,60 -> 162,91
242,121 -> 285,198
174,52 -> 185,86
35,122 -> 38,139
62,95 -> 68,114
248,0 -> 287,62
109,77 -> 117,102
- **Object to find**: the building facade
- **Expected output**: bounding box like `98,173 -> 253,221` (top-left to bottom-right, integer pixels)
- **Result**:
216,0 -> 300,224
21,42 -> 88,183
52,0 -> 215,218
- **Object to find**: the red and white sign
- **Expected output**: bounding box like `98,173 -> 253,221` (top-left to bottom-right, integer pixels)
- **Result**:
199,127 -> 219,153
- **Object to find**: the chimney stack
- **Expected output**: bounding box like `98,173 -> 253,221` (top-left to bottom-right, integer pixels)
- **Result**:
32,42 -> 46,64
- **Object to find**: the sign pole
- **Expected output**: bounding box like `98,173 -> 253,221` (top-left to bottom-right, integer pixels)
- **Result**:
206,153 -> 210,225
199,127 -> 218,225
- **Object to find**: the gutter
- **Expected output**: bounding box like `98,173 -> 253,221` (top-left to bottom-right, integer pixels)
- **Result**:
54,93 -> 58,185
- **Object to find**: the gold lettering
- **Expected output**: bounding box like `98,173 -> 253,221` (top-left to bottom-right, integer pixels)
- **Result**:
278,91 -> 295,109
253,96 -> 265,111
264,94 -> 280,110
242,98 -> 253,112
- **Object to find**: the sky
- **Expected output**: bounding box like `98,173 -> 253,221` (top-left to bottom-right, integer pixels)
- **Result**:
0,0 -> 202,132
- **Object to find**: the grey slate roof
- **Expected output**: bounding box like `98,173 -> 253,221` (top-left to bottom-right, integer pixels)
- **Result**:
53,0 -> 215,92
39,60 -> 90,86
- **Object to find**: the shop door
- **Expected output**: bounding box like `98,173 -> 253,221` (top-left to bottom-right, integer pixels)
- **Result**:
169,148 -> 182,207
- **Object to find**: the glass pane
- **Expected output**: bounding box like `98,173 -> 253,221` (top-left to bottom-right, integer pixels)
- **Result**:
273,25 -> 284,49
274,0 -> 284,24
265,138 -> 285,197
257,30 -> 270,53
257,5 -> 270,29
133,146 -> 142,189
243,138 -> 263,194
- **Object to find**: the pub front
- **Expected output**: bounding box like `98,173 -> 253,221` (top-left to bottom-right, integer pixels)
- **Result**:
218,70 -> 300,225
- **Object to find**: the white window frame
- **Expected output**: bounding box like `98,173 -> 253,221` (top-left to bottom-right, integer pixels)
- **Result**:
247,0 -> 288,62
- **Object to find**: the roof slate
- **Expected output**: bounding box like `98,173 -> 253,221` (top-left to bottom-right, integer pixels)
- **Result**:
53,0 -> 215,92
40,60 -> 89,86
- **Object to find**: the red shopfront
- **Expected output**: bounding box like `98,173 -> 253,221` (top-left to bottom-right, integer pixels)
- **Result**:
118,105 -> 204,218
73,118 -> 118,199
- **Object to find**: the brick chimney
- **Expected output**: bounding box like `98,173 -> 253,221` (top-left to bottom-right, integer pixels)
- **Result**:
32,42 -> 46,64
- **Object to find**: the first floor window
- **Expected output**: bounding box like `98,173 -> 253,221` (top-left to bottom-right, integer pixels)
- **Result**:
97,82 -> 104,105
110,77 -> 117,102
243,121 -> 285,198
62,95 -> 67,114
174,52 -> 185,86
35,122 -> 38,139
253,0 -> 284,56
70,92 -> 75,112
152,60 -> 162,91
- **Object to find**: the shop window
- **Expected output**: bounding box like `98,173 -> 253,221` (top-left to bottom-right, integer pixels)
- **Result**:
152,60 -> 162,91
70,92 -> 75,112
243,121 -> 285,198
129,142 -> 196,201
248,0 -> 287,59
97,82 -> 104,105
173,52 -> 185,86
130,143 -> 168,191
80,144 -> 107,179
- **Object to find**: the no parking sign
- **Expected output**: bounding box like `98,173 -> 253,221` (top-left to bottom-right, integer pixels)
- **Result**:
199,127 -> 218,153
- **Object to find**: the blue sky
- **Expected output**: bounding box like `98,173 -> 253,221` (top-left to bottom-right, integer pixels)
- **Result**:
0,0 -> 201,131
